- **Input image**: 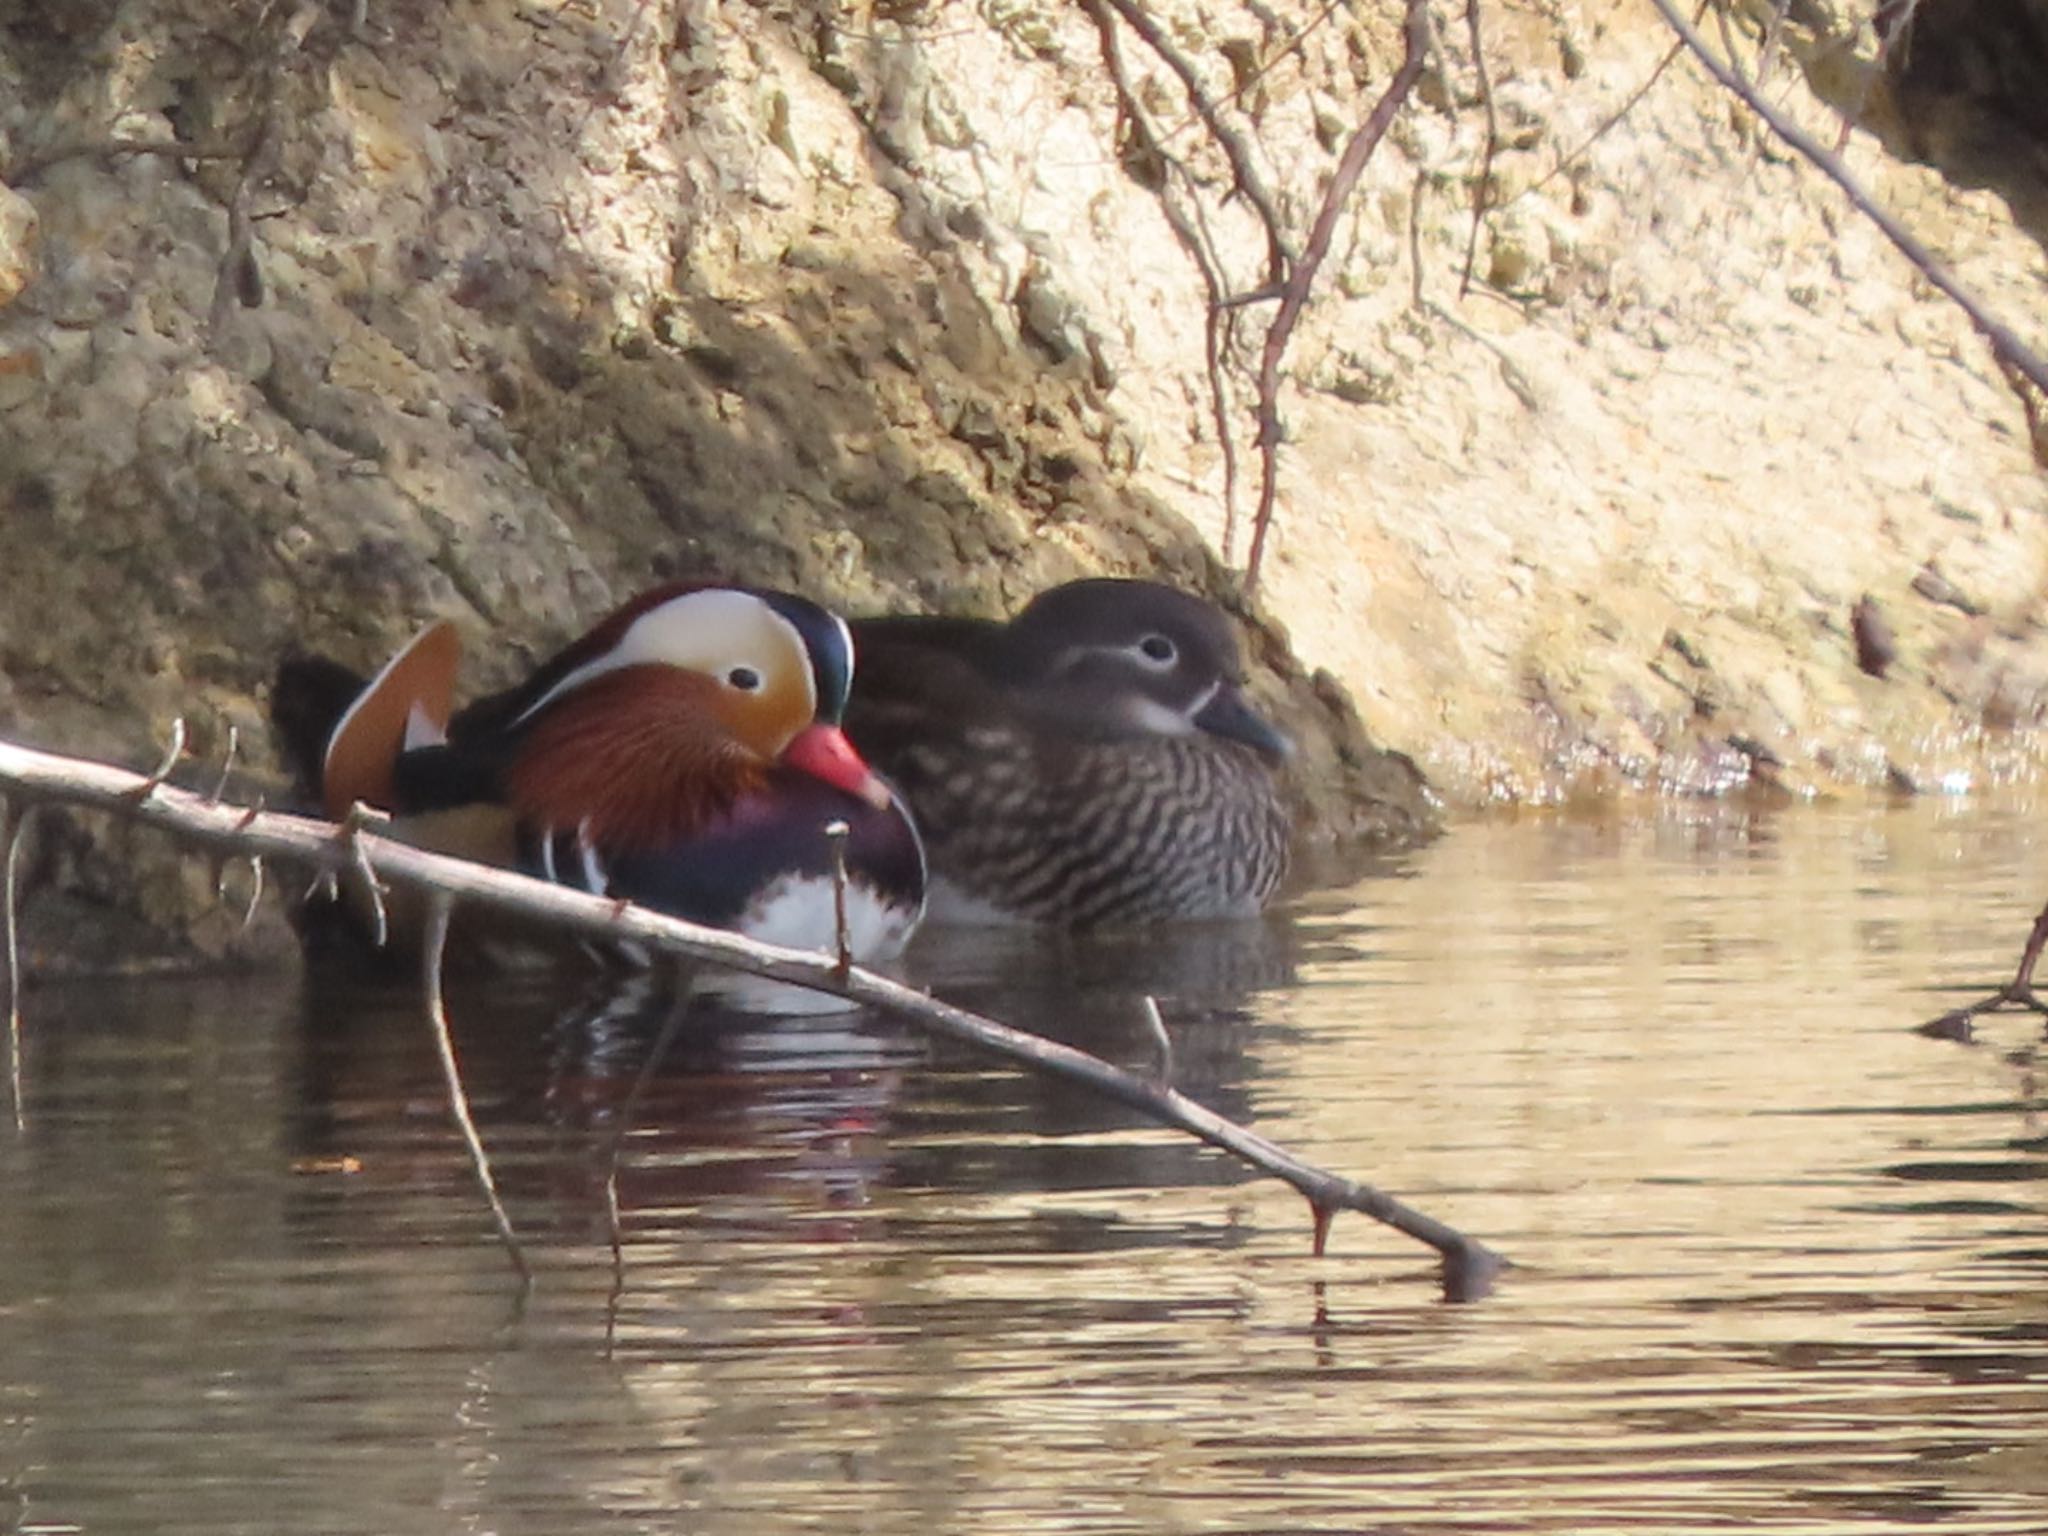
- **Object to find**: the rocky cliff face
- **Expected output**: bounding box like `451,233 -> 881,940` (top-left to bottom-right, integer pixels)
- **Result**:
0,0 -> 2042,965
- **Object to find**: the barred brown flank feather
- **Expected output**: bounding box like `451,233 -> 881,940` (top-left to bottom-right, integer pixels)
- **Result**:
505,667 -> 765,847
908,731 -> 1287,924
847,582 -> 1291,925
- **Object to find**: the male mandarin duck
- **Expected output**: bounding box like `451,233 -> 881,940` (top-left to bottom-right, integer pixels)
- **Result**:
844,578 -> 1292,927
270,584 -> 927,967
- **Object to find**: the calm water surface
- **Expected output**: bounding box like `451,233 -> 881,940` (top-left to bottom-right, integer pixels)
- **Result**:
3,798 -> 2046,1534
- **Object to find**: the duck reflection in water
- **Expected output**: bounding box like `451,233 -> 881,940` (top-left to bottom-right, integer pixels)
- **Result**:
291,967 -> 918,1242
900,915 -> 1302,1139
287,900 -> 1302,1243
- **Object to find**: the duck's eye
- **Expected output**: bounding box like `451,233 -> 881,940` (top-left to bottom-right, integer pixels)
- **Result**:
727,666 -> 763,692
1136,634 -> 1177,666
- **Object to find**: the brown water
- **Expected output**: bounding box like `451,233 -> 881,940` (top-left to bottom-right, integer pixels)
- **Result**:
3,798 -> 2046,1535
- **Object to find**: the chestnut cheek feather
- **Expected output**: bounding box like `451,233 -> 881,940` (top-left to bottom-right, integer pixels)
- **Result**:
505,668 -> 765,849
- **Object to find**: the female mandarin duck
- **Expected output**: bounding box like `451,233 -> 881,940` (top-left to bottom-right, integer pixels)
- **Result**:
271,584 -> 927,966
844,578 -> 1292,927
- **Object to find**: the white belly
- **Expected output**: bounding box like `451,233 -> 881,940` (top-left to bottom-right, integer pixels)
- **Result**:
701,874 -> 924,1014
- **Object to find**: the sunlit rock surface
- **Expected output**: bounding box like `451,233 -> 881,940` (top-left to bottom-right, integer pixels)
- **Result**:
0,0 -> 2043,962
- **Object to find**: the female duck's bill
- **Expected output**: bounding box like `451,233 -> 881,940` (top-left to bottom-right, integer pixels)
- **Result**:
273,583 -> 927,982
844,578 -> 1294,929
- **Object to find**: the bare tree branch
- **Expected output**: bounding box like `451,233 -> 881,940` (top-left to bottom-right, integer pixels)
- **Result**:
1146,0 -> 1357,158
602,978 -> 696,1293
0,733 -> 1504,1301
1918,899 -> 2048,1041
1458,0 -> 1501,299
1517,35 -> 1686,206
1753,0 -> 1797,85
1081,0 -> 1443,588
1649,0 -> 2048,401
207,103 -> 277,341
1082,0 -> 1246,558
1243,0 -> 1433,591
421,891 -> 532,1286
4,801 -> 30,1137
826,818 -> 853,979
1094,0 -> 1292,289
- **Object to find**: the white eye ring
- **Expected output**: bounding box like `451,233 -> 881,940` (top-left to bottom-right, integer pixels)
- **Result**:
1134,634 -> 1177,668
727,665 -> 763,692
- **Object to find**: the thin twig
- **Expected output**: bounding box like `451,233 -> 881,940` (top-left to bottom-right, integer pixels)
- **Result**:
1647,0 -> 2048,398
574,0 -> 660,136
1190,193 -> 1246,560
1409,167 -> 1429,310
208,725 -> 239,805
1457,0 -> 1501,299
124,718 -> 187,803
1145,0 -> 1354,159
211,844 -> 268,931
1918,899 -> 2048,1041
3,803 -> 32,1136
1849,0 -> 1925,152
207,108 -> 275,340
205,726 -> 246,911
339,801 -> 391,950
1712,0 -> 1750,89
1140,994 -> 1174,1083
1424,298 -> 1543,409
0,735 -> 1505,1297
205,0 -> 326,345
1244,0 -> 1433,593
825,820 -> 852,981
239,856 -> 266,932
601,979 -> 697,1310
1083,0 -> 1244,558
1516,36 -> 1686,205
1095,0 -> 1291,288
1754,0 -> 1796,85
1999,909 -> 2047,1000
421,893 -> 532,1287
229,798 -> 267,932
1995,350 -> 2048,468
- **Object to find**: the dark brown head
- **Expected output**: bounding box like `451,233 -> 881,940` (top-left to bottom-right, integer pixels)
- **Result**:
996,579 -> 1290,761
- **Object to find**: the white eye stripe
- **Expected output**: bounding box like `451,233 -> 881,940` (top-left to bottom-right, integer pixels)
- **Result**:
1051,638 -> 1184,677
512,590 -> 815,725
